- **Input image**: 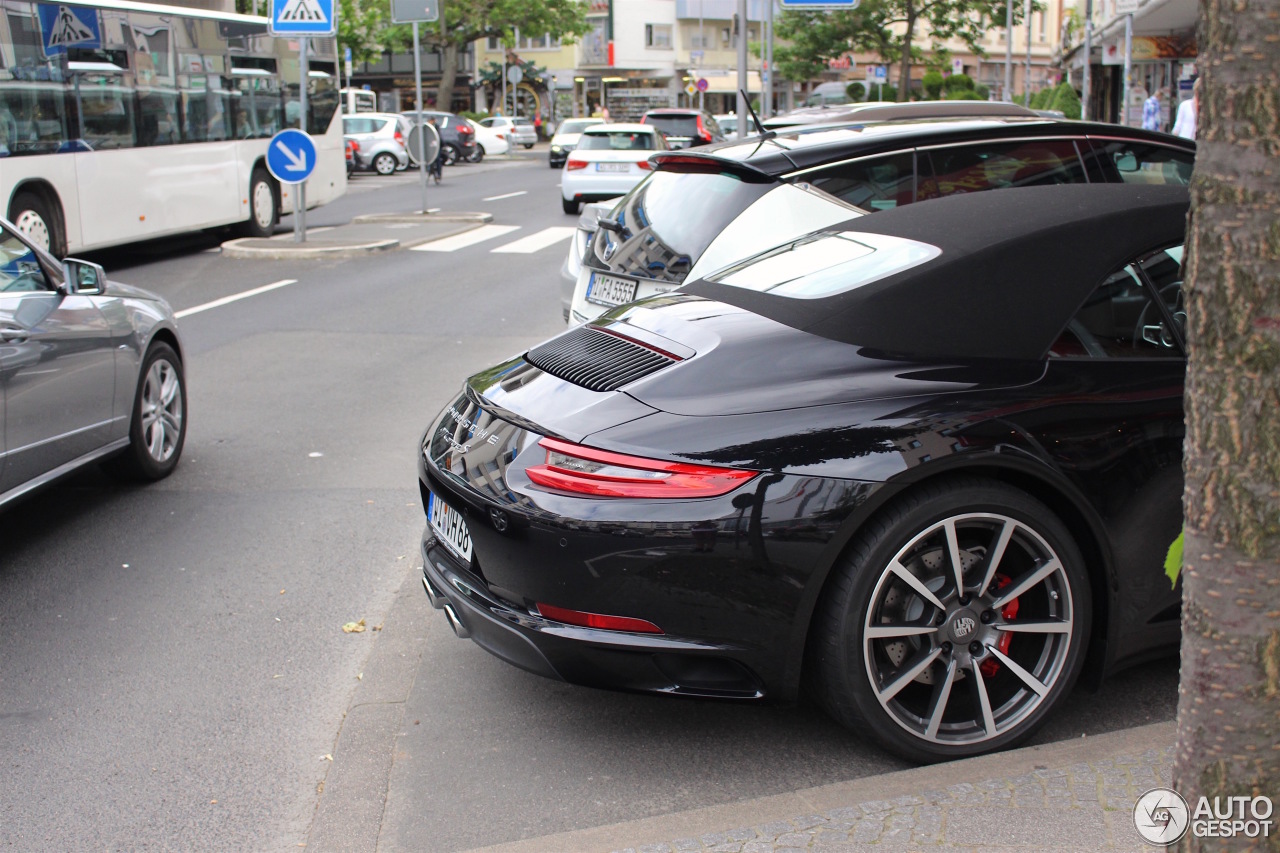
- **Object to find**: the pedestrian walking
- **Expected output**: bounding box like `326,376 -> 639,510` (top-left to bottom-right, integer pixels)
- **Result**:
1171,78 -> 1199,140
1142,89 -> 1163,132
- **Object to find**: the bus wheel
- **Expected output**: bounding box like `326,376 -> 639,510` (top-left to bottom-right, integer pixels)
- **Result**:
12,192 -> 64,257
241,169 -> 277,238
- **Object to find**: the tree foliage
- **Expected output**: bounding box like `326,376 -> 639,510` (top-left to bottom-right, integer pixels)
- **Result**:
770,0 -> 1034,101
419,0 -> 591,111
1047,82 -> 1080,119
338,0 -> 410,66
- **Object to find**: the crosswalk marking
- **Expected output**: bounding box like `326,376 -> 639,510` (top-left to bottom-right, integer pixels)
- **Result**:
411,224 -> 520,252
490,226 -> 577,254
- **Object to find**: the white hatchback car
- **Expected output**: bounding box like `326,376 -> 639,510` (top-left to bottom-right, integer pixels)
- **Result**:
466,118 -> 510,160
481,116 -> 537,148
559,124 -> 667,215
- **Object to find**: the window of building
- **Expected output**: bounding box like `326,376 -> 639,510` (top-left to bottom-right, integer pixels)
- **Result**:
646,24 -> 672,49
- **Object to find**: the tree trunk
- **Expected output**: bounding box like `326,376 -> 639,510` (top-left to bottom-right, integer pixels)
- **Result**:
434,40 -> 460,113
897,11 -> 915,102
1173,0 -> 1280,847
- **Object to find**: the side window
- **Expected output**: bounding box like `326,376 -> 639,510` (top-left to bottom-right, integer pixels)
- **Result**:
806,153 -> 916,211
76,74 -> 136,149
1088,140 -> 1194,186
918,139 -> 1087,199
1050,244 -> 1185,359
137,87 -> 181,146
0,228 -> 50,292
371,118 -> 388,132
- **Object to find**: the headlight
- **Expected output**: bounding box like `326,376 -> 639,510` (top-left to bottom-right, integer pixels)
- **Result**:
551,145 -> 562,152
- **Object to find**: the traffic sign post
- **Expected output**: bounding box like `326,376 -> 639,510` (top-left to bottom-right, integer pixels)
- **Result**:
267,129 -> 318,242
391,0 -> 439,215
270,0 -> 333,242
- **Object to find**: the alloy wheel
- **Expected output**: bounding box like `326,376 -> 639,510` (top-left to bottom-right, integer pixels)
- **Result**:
140,357 -> 184,463
861,512 -> 1075,748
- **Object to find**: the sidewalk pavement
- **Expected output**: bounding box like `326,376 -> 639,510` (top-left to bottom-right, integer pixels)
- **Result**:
219,211 -> 493,259
306,565 -> 1174,853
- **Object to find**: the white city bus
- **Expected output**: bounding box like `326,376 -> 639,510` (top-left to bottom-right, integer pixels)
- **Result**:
0,0 -> 346,255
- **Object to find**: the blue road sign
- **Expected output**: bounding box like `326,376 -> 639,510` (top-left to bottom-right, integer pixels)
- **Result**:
38,4 -> 102,56
269,0 -> 334,36
266,129 -> 317,184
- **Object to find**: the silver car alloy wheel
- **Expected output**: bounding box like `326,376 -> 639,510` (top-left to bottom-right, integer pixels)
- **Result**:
14,209 -> 51,251
140,357 -> 184,463
861,512 -> 1074,747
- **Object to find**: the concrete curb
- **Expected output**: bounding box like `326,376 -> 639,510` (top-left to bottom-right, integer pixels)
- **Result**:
220,236 -> 400,259
455,722 -> 1176,853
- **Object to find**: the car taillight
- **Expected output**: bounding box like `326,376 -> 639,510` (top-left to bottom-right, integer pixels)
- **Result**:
535,602 -> 663,634
497,133 -> 506,140
565,157 -> 588,171
394,130 -> 404,145
636,160 -> 652,170
526,437 -> 756,499
349,140 -> 359,152
696,115 -> 712,143
459,125 -> 474,136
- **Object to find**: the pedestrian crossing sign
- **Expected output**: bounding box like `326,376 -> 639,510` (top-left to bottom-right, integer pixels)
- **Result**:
269,0 -> 334,36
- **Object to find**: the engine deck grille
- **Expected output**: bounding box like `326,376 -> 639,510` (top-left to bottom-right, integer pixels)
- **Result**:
526,326 -> 677,392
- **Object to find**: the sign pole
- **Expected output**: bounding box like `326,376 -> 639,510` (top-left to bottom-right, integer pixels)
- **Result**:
297,35 -> 308,243
413,21 -> 428,213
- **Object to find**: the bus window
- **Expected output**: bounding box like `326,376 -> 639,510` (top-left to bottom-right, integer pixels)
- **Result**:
74,74 -> 136,150
137,86 -> 180,145
305,65 -> 338,136
181,76 -> 230,141
0,81 -> 70,155
231,70 -> 281,139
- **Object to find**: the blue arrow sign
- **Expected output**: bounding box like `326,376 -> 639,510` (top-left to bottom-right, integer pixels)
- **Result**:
266,129 -> 317,184
269,0 -> 334,36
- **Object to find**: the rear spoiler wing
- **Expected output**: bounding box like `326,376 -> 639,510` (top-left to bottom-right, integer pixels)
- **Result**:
648,152 -> 777,184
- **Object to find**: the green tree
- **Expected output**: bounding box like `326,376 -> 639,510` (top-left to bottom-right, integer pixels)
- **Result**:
770,0 -> 1033,102
1173,1 -> 1280,846
338,0 -> 408,66
940,72 -> 974,95
1047,81 -> 1080,119
421,0 -> 590,113
921,70 -> 944,99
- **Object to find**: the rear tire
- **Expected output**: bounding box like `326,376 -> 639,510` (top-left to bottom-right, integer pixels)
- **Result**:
108,342 -> 187,482
373,152 -> 397,175
467,145 -> 485,163
809,478 -> 1091,763
441,144 -> 459,166
11,191 -> 65,257
523,143 -> 534,149
240,168 -> 277,238
561,197 -> 580,215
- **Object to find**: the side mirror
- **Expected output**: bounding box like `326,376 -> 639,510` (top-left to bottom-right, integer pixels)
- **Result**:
1114,151 -> 1139,173
61,258 -> 106,295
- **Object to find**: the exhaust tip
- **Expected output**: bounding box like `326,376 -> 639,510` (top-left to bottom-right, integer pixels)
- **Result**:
422,575 -> 444,609
442,604 -> 470,639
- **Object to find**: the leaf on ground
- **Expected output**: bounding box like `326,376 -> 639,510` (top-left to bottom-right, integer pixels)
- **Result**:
342,619 -> 367,633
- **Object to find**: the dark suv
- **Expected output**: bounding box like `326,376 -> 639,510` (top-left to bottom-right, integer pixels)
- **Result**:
640,108 -> 725,148
567,104 -> 1196,324
401,110 -> 477,164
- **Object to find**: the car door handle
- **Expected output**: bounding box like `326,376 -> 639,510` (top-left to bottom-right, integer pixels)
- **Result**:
1,326 -> 28,343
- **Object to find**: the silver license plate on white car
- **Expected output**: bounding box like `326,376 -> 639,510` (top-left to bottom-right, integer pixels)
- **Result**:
586,273 -> 639,307
428,491 -> 473,563
596,163 -> 629,173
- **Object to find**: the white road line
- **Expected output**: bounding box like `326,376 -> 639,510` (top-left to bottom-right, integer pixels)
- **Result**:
174,279 -> 298,319
411,224 -> 521,252
482,190 -> 528,201
490,226 -> 577,254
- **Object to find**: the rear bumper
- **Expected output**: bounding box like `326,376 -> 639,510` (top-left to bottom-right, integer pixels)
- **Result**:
420,534 -> 767,698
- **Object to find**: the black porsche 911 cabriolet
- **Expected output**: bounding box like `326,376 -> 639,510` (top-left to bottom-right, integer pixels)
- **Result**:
418,183 -> 1189,763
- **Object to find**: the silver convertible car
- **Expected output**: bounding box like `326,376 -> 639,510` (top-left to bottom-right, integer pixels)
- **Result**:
0,218 -> 186,507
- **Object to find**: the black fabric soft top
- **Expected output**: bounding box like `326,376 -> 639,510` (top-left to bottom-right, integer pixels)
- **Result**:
681,183 -> 1190,361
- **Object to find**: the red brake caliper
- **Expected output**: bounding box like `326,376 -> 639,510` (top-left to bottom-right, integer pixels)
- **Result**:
979,574 -> 1019,678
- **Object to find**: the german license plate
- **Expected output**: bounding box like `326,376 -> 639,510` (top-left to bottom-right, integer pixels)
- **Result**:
596,162 -> 629,173
428,491 -> 473,563
586,273 -> 639,307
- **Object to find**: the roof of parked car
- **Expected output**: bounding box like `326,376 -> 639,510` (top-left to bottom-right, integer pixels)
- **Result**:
663,114 -> 1195,176
583,123 -> 657,134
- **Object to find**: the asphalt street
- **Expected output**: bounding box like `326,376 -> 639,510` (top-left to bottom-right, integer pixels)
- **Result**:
0,152 -> 1180,851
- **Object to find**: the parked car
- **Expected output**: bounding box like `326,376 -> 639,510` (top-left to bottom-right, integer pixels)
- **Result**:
640,108 -> 725,148
481,116 -> 537,148
344,136 -> 358,174
341,112 -> 411,175
559,123 -> 668,215
566,107 -> 1196,325
402,110 -> 478,164
714,113 -> 738,138
0,218 -> 186,510
418,183 -> 1189,763
467,118 -> 510,162
548,117 -> 606,168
